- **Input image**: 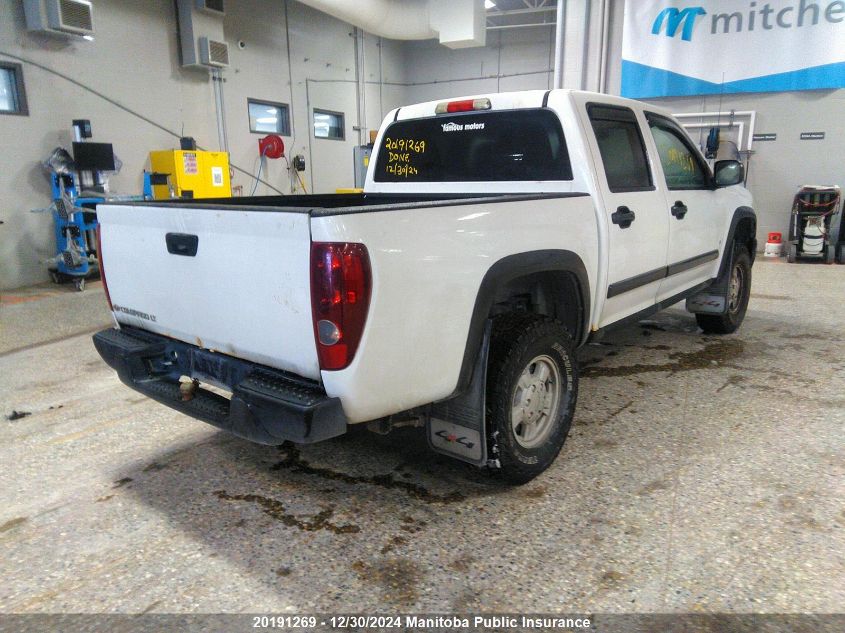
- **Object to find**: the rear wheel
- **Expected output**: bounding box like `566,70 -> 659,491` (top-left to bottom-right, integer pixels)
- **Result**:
696,246 -> 752,335
486,314 -> 578,484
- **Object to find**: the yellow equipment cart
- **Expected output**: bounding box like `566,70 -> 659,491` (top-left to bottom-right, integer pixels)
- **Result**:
149,150 -> 231,199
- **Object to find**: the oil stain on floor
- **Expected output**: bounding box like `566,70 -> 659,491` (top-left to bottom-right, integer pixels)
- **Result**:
581,339 -> 746,378
213,490 -> 361,534
270,444 -> 465,504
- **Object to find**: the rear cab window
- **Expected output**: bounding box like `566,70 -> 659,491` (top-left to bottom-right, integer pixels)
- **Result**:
373,109 -> 573,183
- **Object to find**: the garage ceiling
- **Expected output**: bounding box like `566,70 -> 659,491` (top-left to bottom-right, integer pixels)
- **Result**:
486,0 -> 558,31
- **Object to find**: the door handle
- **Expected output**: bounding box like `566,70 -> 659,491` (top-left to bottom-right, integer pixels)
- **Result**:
611,206 -> 636,229
671,200 -> 688,219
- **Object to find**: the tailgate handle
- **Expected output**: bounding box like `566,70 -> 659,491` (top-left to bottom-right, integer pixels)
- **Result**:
165,233 -> 199,257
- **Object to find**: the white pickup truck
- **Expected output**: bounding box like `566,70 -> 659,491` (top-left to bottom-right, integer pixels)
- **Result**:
93,90 -> 755,483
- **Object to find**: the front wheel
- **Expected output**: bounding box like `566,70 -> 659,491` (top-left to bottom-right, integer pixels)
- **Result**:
486,315 -> 578,484
696,246 -> 752,334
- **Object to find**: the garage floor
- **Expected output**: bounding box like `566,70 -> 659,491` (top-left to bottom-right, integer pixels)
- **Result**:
1,259 -> 843,614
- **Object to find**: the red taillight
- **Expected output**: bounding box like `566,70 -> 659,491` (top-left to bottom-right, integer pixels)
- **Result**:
310,242 -> 371,371
446,99 -> 475,113
435,97 -> 492,114
95,225 -> 113,311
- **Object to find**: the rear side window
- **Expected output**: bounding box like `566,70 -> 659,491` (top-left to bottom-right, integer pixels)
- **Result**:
588,105 -> 653,193
373,109 -> 572,182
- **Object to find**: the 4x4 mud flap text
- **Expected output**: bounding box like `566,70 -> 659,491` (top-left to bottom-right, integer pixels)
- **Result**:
426,321 -> 491,467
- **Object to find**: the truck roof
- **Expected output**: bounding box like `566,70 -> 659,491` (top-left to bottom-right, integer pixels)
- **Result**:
392,89 -> 674,122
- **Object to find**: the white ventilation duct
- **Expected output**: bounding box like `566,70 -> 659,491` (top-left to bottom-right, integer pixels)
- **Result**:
296,0 -> 486,48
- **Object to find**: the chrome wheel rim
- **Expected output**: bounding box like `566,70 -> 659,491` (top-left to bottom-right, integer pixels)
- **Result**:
511,355 -> 561,449
728,263 -> 744,313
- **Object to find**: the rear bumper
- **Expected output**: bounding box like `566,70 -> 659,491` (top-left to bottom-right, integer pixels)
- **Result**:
93,327 -> 346,445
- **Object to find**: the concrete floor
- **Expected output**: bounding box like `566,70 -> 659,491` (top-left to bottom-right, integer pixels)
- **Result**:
0,259 -> 843,614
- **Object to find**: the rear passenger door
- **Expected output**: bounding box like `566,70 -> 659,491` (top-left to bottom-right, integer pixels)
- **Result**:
584,104 -> 670,328
644,113 -> 724,301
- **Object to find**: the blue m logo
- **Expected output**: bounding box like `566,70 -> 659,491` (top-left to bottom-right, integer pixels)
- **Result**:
652,6 -> 707,41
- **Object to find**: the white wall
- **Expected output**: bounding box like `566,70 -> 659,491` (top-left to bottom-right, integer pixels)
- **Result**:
224,1 -> 406,196
0,0 -> 405,289
0,0 -> 216,289
400,28 -> 553,105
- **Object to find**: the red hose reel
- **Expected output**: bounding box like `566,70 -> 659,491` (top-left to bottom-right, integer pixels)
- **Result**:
258,134 -> 285,159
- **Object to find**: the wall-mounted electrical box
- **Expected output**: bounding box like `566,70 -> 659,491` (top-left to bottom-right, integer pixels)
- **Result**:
24,0 -> 95,38
176,0 -> 228,68
353,146 -> 371,189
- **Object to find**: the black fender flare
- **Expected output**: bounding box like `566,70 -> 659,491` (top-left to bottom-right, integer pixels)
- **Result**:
452,249 -> 590,396
718,206 -> 757,279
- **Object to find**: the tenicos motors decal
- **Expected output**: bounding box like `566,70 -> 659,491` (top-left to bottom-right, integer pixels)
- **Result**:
441,121 -> 485,132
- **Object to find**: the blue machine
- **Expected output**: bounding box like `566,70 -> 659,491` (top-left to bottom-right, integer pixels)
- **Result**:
46,120 -> 154,291
49,173 -> 102,291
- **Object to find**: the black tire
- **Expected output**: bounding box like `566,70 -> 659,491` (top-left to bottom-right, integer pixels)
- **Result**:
486,314 -> 578,484
824,245 -> 835,264
696,246 -> 752,335
786,242 -> 797,263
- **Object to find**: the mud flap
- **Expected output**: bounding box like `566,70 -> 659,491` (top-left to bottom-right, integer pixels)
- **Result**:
686,248 -> 733,315
426,321 -> 491,467
686,293 -> 726,314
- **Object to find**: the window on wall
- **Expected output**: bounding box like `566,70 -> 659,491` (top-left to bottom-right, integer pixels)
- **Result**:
0,63 -> 28,116
248,99 -> 290,135
313,109 -> 344,140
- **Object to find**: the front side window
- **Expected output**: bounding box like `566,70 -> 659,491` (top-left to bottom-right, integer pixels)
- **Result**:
587,105 -> 652,193
0,63 -> 28,116
648,118 -> 709,189
373,109 -> 572,182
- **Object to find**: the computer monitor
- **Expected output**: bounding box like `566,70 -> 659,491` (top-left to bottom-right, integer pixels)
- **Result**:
73,142 -> 116,172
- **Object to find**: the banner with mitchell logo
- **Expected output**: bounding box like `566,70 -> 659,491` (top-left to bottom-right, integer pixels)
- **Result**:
622,0 -> 845,98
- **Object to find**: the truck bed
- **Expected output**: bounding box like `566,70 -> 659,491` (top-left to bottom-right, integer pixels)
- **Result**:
96,190 -> 595,419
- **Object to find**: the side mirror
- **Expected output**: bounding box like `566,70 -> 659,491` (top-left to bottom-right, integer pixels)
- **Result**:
714,159 -> 744,187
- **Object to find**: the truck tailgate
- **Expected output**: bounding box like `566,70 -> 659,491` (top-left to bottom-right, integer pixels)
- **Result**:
97,204 -> 320,380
